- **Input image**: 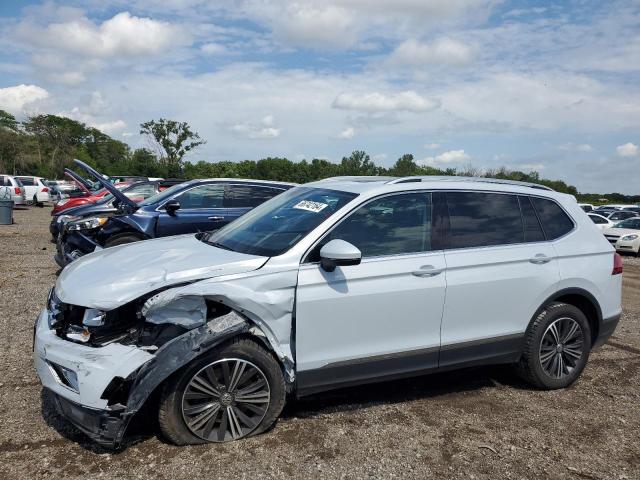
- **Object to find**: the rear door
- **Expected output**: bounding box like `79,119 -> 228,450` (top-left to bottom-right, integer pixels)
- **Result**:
155,183 -> 227,236
438,192 -> 560,368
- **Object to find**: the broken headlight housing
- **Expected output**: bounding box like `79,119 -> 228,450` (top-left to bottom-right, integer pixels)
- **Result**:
67,216 -> 109,231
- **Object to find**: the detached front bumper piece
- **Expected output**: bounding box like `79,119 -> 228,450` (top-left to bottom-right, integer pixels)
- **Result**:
47,388 -> 127,447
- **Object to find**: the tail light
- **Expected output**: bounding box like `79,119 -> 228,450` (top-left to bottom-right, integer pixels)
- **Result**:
14,187 -> 21,195
41,187 -> 49,193
612,253 -> 623,275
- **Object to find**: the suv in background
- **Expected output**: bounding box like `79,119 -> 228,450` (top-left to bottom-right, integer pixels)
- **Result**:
0,174 -> 26,206
35,175 -> 622,448
15,176 -> 51,205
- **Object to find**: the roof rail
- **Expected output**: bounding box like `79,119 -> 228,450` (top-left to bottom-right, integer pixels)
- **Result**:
315,176 -> 397,183
386,175 -> 554,191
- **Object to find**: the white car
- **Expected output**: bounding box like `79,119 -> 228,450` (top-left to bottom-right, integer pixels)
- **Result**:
603,217 -> 640,255
14,175 -> 51,204
0,174 -> 27,205
588,213 -> 616,231
34,176 -> 623,448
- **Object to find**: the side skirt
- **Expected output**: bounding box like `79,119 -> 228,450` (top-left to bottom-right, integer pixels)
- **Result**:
295,333 -> 524,398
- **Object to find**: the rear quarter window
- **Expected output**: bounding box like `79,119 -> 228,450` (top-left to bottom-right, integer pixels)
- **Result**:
531,197 -> 574,240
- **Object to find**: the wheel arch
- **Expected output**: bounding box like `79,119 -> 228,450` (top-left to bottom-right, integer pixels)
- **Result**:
539,287 -> 602,345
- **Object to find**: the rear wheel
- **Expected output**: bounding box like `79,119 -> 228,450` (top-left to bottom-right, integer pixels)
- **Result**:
104,233 -> 143,248
516,302 -> 591,389
158,338 -> 286,445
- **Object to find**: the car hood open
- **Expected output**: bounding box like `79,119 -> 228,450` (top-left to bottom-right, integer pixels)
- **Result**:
72,159 -> 138,211
56,234 -> 269,310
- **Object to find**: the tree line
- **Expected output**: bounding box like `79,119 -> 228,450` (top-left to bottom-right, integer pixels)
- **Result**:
0,109 -> 637,203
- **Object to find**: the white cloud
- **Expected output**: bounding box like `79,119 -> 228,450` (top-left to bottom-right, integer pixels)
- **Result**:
387,38 -> 474,67
0,84 -> 49,115
518,163 -> 545,171
424,142 -> 441,149
332,91 -> 438,113
17,11 -> 189,58
272,4 -> 357,49
616,142 -> 638,157
338,126 -> 355,139
558,142 -> 592,152
200,42 -> 228,55
91,119 -> 127,134
421,149 -> 470,166
229,114 -> 281,139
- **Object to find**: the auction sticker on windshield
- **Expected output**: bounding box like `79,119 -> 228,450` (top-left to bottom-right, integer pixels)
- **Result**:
293,200 -> 328,213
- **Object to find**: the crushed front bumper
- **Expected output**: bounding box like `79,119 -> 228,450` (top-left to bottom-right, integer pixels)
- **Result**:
33,309 -> 153,447
55,231 -> 101,267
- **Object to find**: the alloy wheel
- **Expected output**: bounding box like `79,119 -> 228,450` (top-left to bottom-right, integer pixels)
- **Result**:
181,358 -> 270,442
539,317 -> 584,379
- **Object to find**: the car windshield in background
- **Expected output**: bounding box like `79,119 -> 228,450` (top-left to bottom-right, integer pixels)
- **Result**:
614,218 -> 640,229
202,187 -> 358,256
138,182 -> 186,206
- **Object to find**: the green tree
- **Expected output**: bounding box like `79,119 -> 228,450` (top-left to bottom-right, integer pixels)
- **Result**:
390,153 -> 419,176
340,150 -> 376,176
0,110 -> 22,174
140,118 -> 206,177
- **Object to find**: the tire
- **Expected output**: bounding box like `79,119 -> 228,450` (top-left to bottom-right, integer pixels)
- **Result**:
104,233 -> 143,248
516,302 -> 592,389
158,337 -> 286,445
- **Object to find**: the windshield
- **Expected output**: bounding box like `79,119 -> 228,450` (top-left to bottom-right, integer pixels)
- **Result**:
139,182 -> 188,206
614,218 -> 640,229
202,186 -> 358,256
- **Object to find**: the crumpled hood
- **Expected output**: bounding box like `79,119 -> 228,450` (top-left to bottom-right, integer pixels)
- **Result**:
56,234 -> 268,310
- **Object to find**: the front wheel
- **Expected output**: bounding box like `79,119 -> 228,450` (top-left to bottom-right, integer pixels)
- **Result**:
158,338 -> 286,445
516,302 -> 591,389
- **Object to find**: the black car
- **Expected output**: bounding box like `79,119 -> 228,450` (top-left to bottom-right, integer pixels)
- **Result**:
49,177 -> 185,239
57,160 -> 295,265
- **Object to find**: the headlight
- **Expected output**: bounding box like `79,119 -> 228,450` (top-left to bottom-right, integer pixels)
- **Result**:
67,216 -> 109,231
82,308 -> 106,327
621,234 -> 639,241
57,214 -> 80,224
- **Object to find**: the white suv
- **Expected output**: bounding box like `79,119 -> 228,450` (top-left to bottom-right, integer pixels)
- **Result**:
34,176 -> 622,448
15,175 -> 51,204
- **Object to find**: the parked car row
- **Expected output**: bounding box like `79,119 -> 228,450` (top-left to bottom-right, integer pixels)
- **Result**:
35,169 -> 622,449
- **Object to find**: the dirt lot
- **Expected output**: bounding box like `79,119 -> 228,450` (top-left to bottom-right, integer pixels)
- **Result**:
0,206 -> 638,480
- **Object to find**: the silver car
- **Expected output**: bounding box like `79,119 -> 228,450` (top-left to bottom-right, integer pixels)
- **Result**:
0,174 -> 27,205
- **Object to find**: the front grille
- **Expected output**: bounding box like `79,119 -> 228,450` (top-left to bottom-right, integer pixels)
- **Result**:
605,235 -> 619,244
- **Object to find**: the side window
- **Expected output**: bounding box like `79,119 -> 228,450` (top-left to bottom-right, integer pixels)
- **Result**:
224,185 -> 284,208
589,215 -> 606,224
519,196 -> 545,242
17,177 -> 34,186
531,197 -> 574,240
175,184 -> 224,209
312,193 -> 431,260
446,192 -> 523,248
124,184 -> 158,200
0,176 -> 5,186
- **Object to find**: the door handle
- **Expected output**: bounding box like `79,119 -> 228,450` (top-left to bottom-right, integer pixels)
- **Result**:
208,216 -> 225,221
411,265 -> 443,277
529,254 -> 552,264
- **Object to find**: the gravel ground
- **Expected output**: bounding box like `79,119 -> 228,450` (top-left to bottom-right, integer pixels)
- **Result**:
1,206 -> 639,480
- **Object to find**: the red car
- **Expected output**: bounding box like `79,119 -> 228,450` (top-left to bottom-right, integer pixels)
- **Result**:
52,171 -> 130,215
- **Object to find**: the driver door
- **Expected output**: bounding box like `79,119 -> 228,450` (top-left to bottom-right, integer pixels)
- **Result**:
156,184 -> 228,236
295,192 -> 447,394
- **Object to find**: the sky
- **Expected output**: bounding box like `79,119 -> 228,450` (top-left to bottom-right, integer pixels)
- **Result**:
0,0 -> 639,194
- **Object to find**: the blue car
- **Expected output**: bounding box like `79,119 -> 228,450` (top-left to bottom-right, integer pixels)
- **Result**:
56,160 -> 295,265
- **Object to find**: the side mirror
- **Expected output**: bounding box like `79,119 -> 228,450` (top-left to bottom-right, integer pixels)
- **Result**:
164,199 -> 181,215
320,239 -> 362,272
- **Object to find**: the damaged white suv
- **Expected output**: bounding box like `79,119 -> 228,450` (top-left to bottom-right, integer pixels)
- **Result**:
34,176 -> 623,448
